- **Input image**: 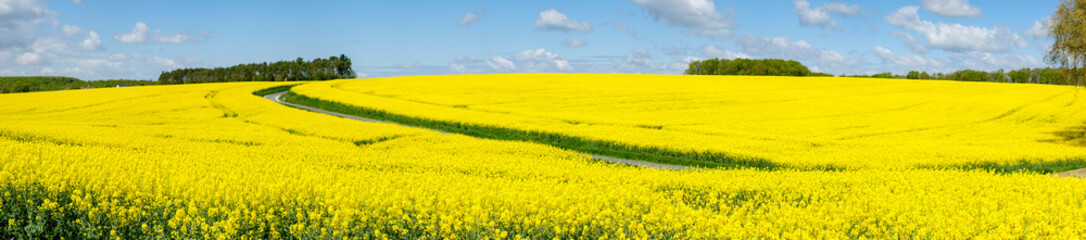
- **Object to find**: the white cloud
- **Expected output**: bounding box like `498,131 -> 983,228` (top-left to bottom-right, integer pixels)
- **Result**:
512,48 -> 573,71
618,49 -> 695,73
16,52 -> 42,65
458,5 -> 485,26
70,0 -> 82,6
1025,19 -> 1047,38
872,46 -> 946,68
921,0 -> 982,18
115,21 -> 207,44
953,51 -> 1042,70
62,24 -> 82,36
630,0 -> 734,30
535,9 -> 591,33
793,0 -> 860,29
114,22 -> 151,44
455,55 -> 480,62
702,45 -> 750,59
449,63 -> 467,73
613,22 -> 638,38
889,31 -> 927,54
155,31 -> 208,44
80,31 -> 102,50
885,6 -> 1025,52
561,39 -> 587,47
14,37 -> 65,65
393,62 -> 423,69
0,0 -> 55,49
485,56 -> 516,71
458,13 -> 479,26
731,33 -> 858,69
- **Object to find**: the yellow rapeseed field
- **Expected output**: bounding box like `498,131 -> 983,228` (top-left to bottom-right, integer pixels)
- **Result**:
292,74 -> 1086,169
4,80 -> 1086,239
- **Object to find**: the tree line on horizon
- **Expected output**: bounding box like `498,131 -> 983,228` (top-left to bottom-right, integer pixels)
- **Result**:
684,58 -> 832,77
840,68 -> 1071,85
685,58 -> 1077,85
157,54 -> 356,85
0,76 -> 155,94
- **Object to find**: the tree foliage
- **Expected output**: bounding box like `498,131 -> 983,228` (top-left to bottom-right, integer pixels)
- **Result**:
0,76 -> 155,94
841,68 -> 1071,84
1046,0 -> 1086,86
158,54 -> 356,85
685,58 -> 819,76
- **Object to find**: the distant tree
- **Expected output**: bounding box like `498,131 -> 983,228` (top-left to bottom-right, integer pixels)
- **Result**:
1046,0 -> 1086,86
685,58 -> 811,77
9,81 -> 30,93
906,71 -> 920,79
987,69 -> 1007,82
919,71 -> 932,79
1008,68 -> 1031,83
158,54 -> 356,85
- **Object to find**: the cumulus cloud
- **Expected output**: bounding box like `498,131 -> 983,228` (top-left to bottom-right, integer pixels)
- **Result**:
155,31 -> 208,44
115,21 -> 208,44
0,2 -> 205,80
114,22 -> 151,44
455,55 -> 480,62
889,31 -> 927,54
953,51 -> 1042,70
535,9 -> 591,33
702,45 -> 750,59
885,6 -> 1025,52
80,31 -> 102,50
458,5 -> 485,26
473,49 -> 575,73
613,22 -> 638,39
513,48 -> 573,71
734,34 -> 856,66
458,13 -> 479,26
921,0 -> 982,18
793,0 -> 860,29
1025,19 -> 1047,39
0,0 -> 55,50
16,52 -> 43,65
62,25 -> 83,36
872,46 -> 945,68
561,39 -> 587,47
14,37 -> 65,65
618,49 -> 697,73
630,0 -> 734,30
485,56 -> 516,71
449,63 -> 467,73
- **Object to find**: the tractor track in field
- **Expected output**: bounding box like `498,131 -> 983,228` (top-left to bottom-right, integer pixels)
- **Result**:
263,91 -> 688,171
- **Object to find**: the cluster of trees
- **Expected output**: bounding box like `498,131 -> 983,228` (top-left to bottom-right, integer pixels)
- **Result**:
840,68 -> 1072,85
158,54 -> 356,84
685,58 -> 829,76
0,76 -> 155,94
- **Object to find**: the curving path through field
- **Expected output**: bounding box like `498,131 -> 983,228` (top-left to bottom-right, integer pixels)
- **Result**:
1054,168 -> 1086,178
264,91 -> 687,170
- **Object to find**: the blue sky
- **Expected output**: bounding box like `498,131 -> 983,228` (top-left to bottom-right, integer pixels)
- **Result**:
0,0 -> 1059,80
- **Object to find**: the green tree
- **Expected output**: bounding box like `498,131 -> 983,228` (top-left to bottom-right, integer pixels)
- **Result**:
906,71 -> 920,79
9,81 -> 31,93
1046,0 -> 1086,86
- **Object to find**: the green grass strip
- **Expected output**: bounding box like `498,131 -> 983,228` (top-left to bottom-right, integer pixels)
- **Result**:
259,85 -> 1086,174
278,90 -> 783,170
